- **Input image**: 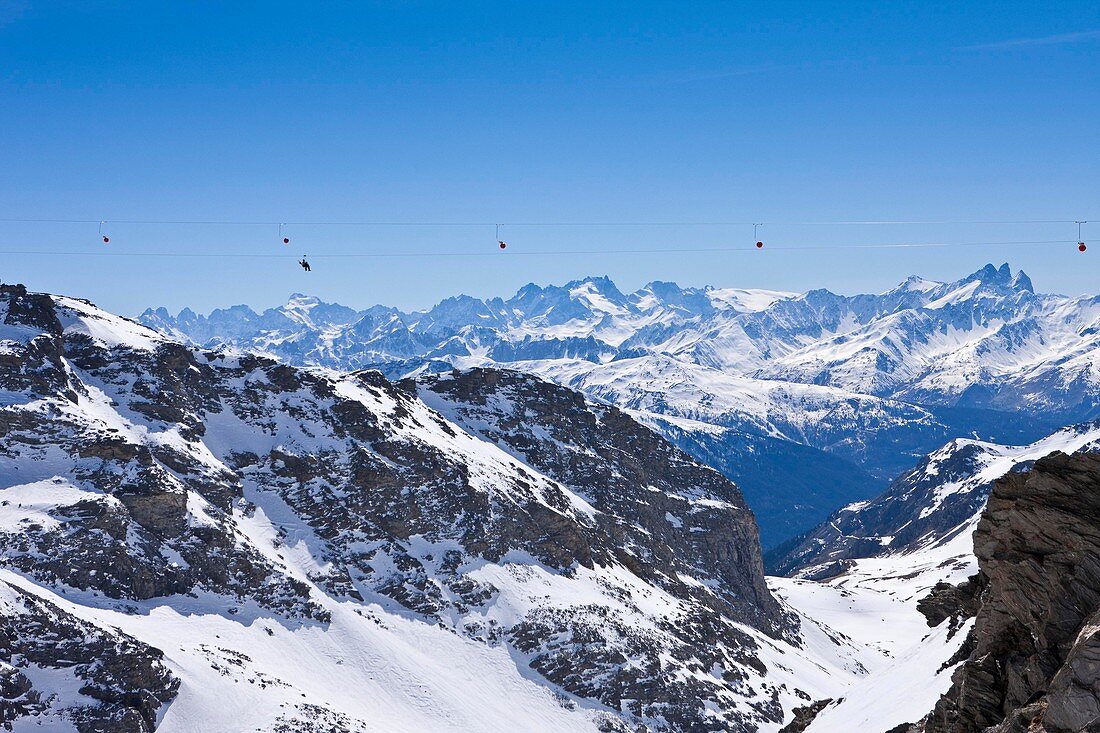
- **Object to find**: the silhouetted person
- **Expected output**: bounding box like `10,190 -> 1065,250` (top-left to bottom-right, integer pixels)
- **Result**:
299,259 -> 311,272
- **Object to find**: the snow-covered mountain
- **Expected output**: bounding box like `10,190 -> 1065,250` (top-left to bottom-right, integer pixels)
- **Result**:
769,421 -> 1100,578
762,423 -> 1100,733
6,282 -> 1100,733
141,263 -> 1088,546
0,283 -> 900,732
141,264 -> 1100,425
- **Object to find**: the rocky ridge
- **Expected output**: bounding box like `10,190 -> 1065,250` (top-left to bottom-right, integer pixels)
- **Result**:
769,422 -> 1100,577
0,283 -> 828,732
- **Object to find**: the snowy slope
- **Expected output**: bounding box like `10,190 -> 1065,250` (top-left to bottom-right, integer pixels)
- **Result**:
769,515 -> 979,732
1,567 -> 608,733
2,283 -> 899,732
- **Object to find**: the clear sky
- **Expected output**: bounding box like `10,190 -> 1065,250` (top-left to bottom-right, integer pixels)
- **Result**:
1,1 -> 1097,316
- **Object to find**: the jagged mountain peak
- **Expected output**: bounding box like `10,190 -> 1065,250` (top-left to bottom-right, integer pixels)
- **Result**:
1009,268 -> 1034,293
508,275 -> 629,306
565,276 -> 630,309
955,261 -> 1034,294
567,273 -> 620,289
140,304 -> 172,320
633,280 -> 715,314
640,279 -> 689,294
276,293 -> 363,327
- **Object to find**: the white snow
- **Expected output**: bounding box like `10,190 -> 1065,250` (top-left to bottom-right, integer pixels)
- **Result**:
55,296 -> 165,351
1,569 -> 607,733
705,288 -> 796,312
770,520 -> 979,732
0,479 -> 115,533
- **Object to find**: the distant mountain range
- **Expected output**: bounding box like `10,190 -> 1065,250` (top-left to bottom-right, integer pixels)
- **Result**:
141,263 -> 1094,546
141,263 -> 1100,422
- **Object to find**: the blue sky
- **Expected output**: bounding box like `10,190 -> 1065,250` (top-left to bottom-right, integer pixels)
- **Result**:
1,1 -> 1097,315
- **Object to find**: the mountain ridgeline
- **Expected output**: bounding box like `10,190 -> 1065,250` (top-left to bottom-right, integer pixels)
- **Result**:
141,264 -> 1100,425
769,422 -> 1100,577
140,263 -> 1090,546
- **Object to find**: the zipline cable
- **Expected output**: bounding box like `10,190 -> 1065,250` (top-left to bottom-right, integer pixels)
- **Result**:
0,218 -> 1094,227
0,239 -> 1087,259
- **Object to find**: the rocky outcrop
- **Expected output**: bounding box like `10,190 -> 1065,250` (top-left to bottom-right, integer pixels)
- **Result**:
924,451 -> 1100,733
778,698 -> 833,732
917,574 -> 985,639
410,368 -> 786,635
0,579 -> 178,732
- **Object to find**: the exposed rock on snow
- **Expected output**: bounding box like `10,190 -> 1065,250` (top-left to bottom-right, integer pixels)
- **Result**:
7,275 -> 1099,733
0,577 -> 178,732
408,367 -> 783,633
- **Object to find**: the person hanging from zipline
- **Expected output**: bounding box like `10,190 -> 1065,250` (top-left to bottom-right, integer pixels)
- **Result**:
299,257 -> 311,272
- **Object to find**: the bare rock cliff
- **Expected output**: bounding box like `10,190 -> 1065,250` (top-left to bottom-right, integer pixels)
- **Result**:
924,451 -> 1100,733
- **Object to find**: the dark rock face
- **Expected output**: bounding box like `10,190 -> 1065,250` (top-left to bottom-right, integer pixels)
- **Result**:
917,574 -> 985,639
924,452 -> 1100,733
778,698 -> 833,733
0,301 -> 325,620
410,368 -> 786,635
407,369 -> 798,730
